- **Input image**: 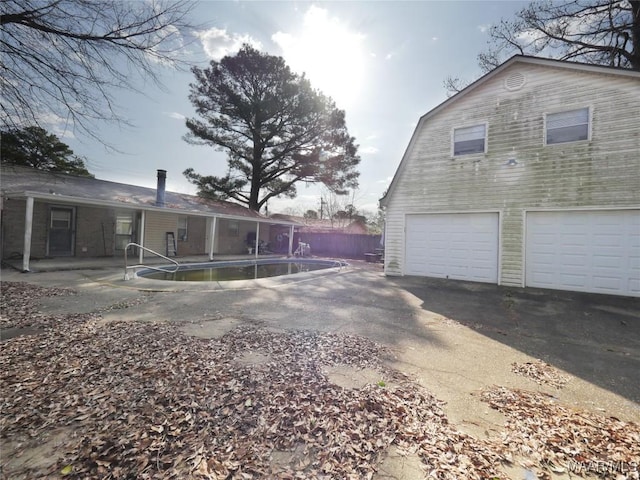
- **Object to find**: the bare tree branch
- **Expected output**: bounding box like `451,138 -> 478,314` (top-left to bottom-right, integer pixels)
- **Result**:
0,0 -> 199,147
447,0 -> 639,95
481,0 -> 639,72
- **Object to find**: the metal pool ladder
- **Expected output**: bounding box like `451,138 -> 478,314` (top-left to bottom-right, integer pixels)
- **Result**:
124,243 -> 180,280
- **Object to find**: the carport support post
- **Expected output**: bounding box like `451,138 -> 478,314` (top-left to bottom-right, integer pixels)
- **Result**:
209,216 -> 217,261
288,225 -> 294,256
22,196 -> 34,272
255,221 -> 260,258
138,210 -> 146,264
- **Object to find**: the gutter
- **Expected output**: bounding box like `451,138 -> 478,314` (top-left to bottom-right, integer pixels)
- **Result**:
2,190 -> 300,226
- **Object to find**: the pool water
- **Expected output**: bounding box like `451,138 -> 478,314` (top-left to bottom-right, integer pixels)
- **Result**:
139,260 -> 342,281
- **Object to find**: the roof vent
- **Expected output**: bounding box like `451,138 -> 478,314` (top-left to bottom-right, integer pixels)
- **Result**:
504,71 -> 526,91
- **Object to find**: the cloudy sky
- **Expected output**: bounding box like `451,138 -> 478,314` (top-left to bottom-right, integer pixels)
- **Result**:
63,0 -> 529,215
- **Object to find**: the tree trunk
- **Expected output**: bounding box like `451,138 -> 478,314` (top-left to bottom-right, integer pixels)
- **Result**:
249,125 -> 263,211
249,169 -> 261,211
631,0 -> 640,70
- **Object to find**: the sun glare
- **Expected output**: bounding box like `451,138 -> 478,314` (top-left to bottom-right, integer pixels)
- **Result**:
272,6 -> 366,109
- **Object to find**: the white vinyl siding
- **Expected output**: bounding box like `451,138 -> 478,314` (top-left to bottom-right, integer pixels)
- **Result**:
545,107 -> 589,145
453,124 -> 486,156
526,210 -> 639,297
144,212 -> 178,257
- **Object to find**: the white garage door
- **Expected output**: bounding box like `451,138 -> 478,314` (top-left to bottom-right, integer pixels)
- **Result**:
526,210 -> 640,297
405,213 -> 499,283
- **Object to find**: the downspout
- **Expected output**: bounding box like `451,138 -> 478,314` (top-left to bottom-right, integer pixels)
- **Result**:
138,210 -> 146,264
209,216 -> 217,261
22,196 -> 34,272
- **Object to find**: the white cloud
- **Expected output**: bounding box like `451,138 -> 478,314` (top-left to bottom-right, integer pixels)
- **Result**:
360,146 -> 379,154
478,24 -> 490,34
147,24 -> 185,66
431,36 -> 439,41
165,111 -> 186,120
195,27 -> 262,60
516,28 -> 546,45
34,112 -> 76,140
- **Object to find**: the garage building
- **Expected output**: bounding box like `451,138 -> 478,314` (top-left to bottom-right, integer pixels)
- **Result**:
380,56 -> 639,297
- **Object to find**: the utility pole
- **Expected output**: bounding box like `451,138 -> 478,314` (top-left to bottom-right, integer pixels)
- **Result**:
320,198 -> 326,219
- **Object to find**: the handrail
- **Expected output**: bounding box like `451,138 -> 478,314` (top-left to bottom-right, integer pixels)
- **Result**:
124,243 -> 180,280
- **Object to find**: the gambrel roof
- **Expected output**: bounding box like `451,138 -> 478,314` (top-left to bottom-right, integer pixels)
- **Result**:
380,55 -> 640,207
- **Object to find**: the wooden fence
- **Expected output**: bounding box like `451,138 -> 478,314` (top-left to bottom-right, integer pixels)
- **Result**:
294,233 -> 382,259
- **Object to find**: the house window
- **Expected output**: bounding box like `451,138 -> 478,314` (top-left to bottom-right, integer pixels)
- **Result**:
48,207 -> 75,256
115,214 -> 133,250
50,208 -> 72,229
228,221 -> 239,237
453,124 -> 486,156
177,216 -> 188,241
545,107 -> 590,145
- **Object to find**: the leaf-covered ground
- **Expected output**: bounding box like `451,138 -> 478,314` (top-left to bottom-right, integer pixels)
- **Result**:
510,360 -> 571,389
1,281 -> 639,479
482,387 -> 640,479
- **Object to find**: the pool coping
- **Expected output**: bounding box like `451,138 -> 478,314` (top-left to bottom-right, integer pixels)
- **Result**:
93,258 -> 352,293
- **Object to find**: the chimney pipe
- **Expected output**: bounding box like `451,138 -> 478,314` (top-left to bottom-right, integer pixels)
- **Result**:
156,169 -> 166,207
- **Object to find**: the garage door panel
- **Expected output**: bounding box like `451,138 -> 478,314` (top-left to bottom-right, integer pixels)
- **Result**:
559,273 -> 587,285
471,268 -> 495,280
531,232 -> 554,242
593,233 -> 622,246
449,265 -> 469,275
593,254 -> 621,268
405,213 -> 498,283
593,276 -> 622,290
526,210 -> 639,297
561,254 -> 587,266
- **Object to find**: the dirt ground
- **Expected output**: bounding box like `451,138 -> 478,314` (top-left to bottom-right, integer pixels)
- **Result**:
1,260 -> 639,479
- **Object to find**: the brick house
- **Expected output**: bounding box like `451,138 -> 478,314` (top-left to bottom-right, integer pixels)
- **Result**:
1,166 -> 298,271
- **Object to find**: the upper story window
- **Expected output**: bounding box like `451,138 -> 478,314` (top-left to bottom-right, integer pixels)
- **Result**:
453,124 -> 486,156
545,107 -> 590,145
177,216 -> 188,241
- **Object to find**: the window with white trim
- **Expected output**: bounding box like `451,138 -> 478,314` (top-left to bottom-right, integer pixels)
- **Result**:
115,213 -> 133,251
228,221 -> 239,237
177,216 -> 188,241
545,107 -> 589,145
453,124 -> 486,156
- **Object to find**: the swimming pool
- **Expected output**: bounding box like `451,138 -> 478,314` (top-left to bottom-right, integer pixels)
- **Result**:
136,258 -> 347,282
